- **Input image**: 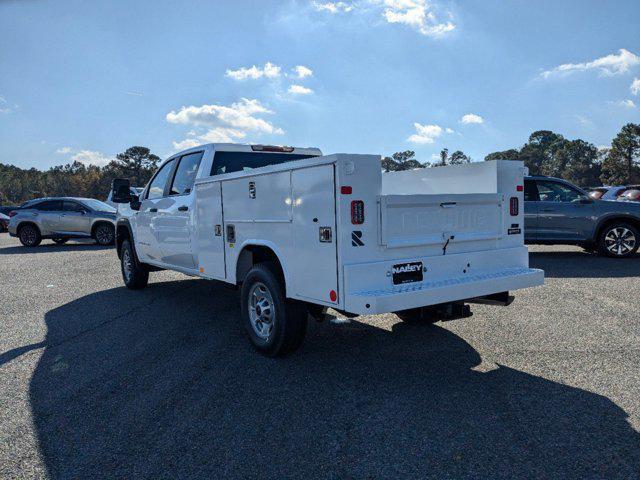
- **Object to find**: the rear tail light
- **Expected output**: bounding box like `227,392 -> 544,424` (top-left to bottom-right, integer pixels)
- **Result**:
510,197 -> 519,216
8,211 -> 18,217
251,145 -> 294,153
351,200 -> 364,224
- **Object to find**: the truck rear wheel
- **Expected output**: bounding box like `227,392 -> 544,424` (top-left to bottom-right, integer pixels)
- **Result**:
240,263 -> 307,356
120,239 -> 149,290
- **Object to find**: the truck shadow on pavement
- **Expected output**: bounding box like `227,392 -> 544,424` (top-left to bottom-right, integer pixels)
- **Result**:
529,250 -> 640,278
30,279 -> 640,479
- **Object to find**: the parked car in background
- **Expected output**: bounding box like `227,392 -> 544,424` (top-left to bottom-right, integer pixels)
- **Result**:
8,197 -> 116,247
525,176 -> 640,258
618,189 -> 640,203
0,212 -> 9,232
105,187 -> 143,208
524,176 -> 640,258
601,185 -> 640,201
0,206 -> 19,216
587,187 -> 609,199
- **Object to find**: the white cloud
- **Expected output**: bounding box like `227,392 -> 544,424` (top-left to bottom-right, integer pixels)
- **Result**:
313,1 -> 354,13
225,62 -> 281,80
541,48 -> 640,79
168,98 -> 283,150
460,113 -> 484,124
288,84 -> 314,95
292,65 -> 313,79
407,123 -> 449,144
166,98 -> 284,134
445,127 -> 454,133
382,0 -> 455,37
0,95 -> 11,113
575,114 -> 593,126
71,150 -> 113,167
172,139 -> 202,151
631,78 -> 640,96
613,99 -> 636,109
55,146 -> 72,154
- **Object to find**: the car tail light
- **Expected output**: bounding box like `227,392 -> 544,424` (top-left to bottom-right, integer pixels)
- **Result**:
8,211 -> 18,217
510,197 -> 519,216
351,200 -> 364,224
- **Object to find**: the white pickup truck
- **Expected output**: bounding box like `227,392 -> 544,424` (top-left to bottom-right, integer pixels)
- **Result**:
111,143 -> 544,356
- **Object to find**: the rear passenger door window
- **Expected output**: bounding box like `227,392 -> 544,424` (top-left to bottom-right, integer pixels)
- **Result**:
37,200 -> 63,211
170,152 -> 203,196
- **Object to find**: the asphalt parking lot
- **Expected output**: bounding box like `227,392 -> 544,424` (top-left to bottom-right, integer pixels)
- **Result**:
1,234 -> 639,479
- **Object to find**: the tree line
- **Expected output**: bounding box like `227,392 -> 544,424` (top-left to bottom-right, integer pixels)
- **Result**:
382,123 -> 640,188
0,147 -> 159,205
1,123 -> 638,205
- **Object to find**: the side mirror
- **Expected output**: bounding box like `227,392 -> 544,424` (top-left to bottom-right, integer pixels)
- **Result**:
579,197 -> 593,204
111,178 -> 132,203
130,194 -> 141,211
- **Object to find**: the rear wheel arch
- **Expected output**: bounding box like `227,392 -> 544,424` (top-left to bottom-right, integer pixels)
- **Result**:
594,216 -> 640,242
17,221 -> 41,236
235,244 -> 287,295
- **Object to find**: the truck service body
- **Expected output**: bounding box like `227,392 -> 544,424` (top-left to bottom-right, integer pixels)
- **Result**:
113,143 -> 543,355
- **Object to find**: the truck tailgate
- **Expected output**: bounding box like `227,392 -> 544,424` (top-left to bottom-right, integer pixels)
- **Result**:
379,193 -> 503,249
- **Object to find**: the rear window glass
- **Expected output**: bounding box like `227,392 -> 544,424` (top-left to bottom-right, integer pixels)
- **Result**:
211,151 -> 316,176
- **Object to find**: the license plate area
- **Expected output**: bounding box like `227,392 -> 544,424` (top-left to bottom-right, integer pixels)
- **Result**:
392,261 -> 423,285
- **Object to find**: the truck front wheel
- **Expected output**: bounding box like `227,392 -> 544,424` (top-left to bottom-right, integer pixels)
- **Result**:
120,239 -> 149,290
240,263 -> 307,356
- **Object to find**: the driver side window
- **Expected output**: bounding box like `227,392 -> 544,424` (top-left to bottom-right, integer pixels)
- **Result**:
536,180 -> 585,203
146,159 -> 175,200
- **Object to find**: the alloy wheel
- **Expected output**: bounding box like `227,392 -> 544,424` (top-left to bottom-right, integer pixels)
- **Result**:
604,227 -> 636,256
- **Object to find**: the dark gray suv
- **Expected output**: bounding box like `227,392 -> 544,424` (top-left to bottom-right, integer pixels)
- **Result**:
524,176 -> 640,258
8,197 -> 116,247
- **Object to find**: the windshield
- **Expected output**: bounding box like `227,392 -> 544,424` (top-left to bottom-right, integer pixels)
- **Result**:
80,199 -> 117,213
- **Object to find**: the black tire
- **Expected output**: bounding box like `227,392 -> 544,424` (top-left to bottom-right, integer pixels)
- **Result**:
396,307 -> 438,324
52,238 -> 69,245
597,223 -> 639,258
240,263 -> 308,357
94,223 -> 115,246
18,224 -> 42,247
120,239 -> 149,290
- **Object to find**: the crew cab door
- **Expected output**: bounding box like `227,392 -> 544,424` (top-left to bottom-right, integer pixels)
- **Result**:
136,158 -> 176,262
291,165 -> 338,304
157,151 -> 203,270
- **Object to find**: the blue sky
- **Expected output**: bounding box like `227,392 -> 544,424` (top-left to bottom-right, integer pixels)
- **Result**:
1,0 -> 639,170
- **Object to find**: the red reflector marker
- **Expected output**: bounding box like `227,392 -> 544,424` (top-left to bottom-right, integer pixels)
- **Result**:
8,211 -> 18,217
351,200 -> 365,224
510,197 -> 519,216
341,186 -> 352,195
516,185 -> 524,192
329,290 -> 337,302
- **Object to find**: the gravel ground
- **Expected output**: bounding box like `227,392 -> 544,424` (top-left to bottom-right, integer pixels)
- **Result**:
1,234 -> 639,479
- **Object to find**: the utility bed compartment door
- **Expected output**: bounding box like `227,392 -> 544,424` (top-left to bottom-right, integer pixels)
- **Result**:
291,165 -> 338,305
380,193 -> 503,249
